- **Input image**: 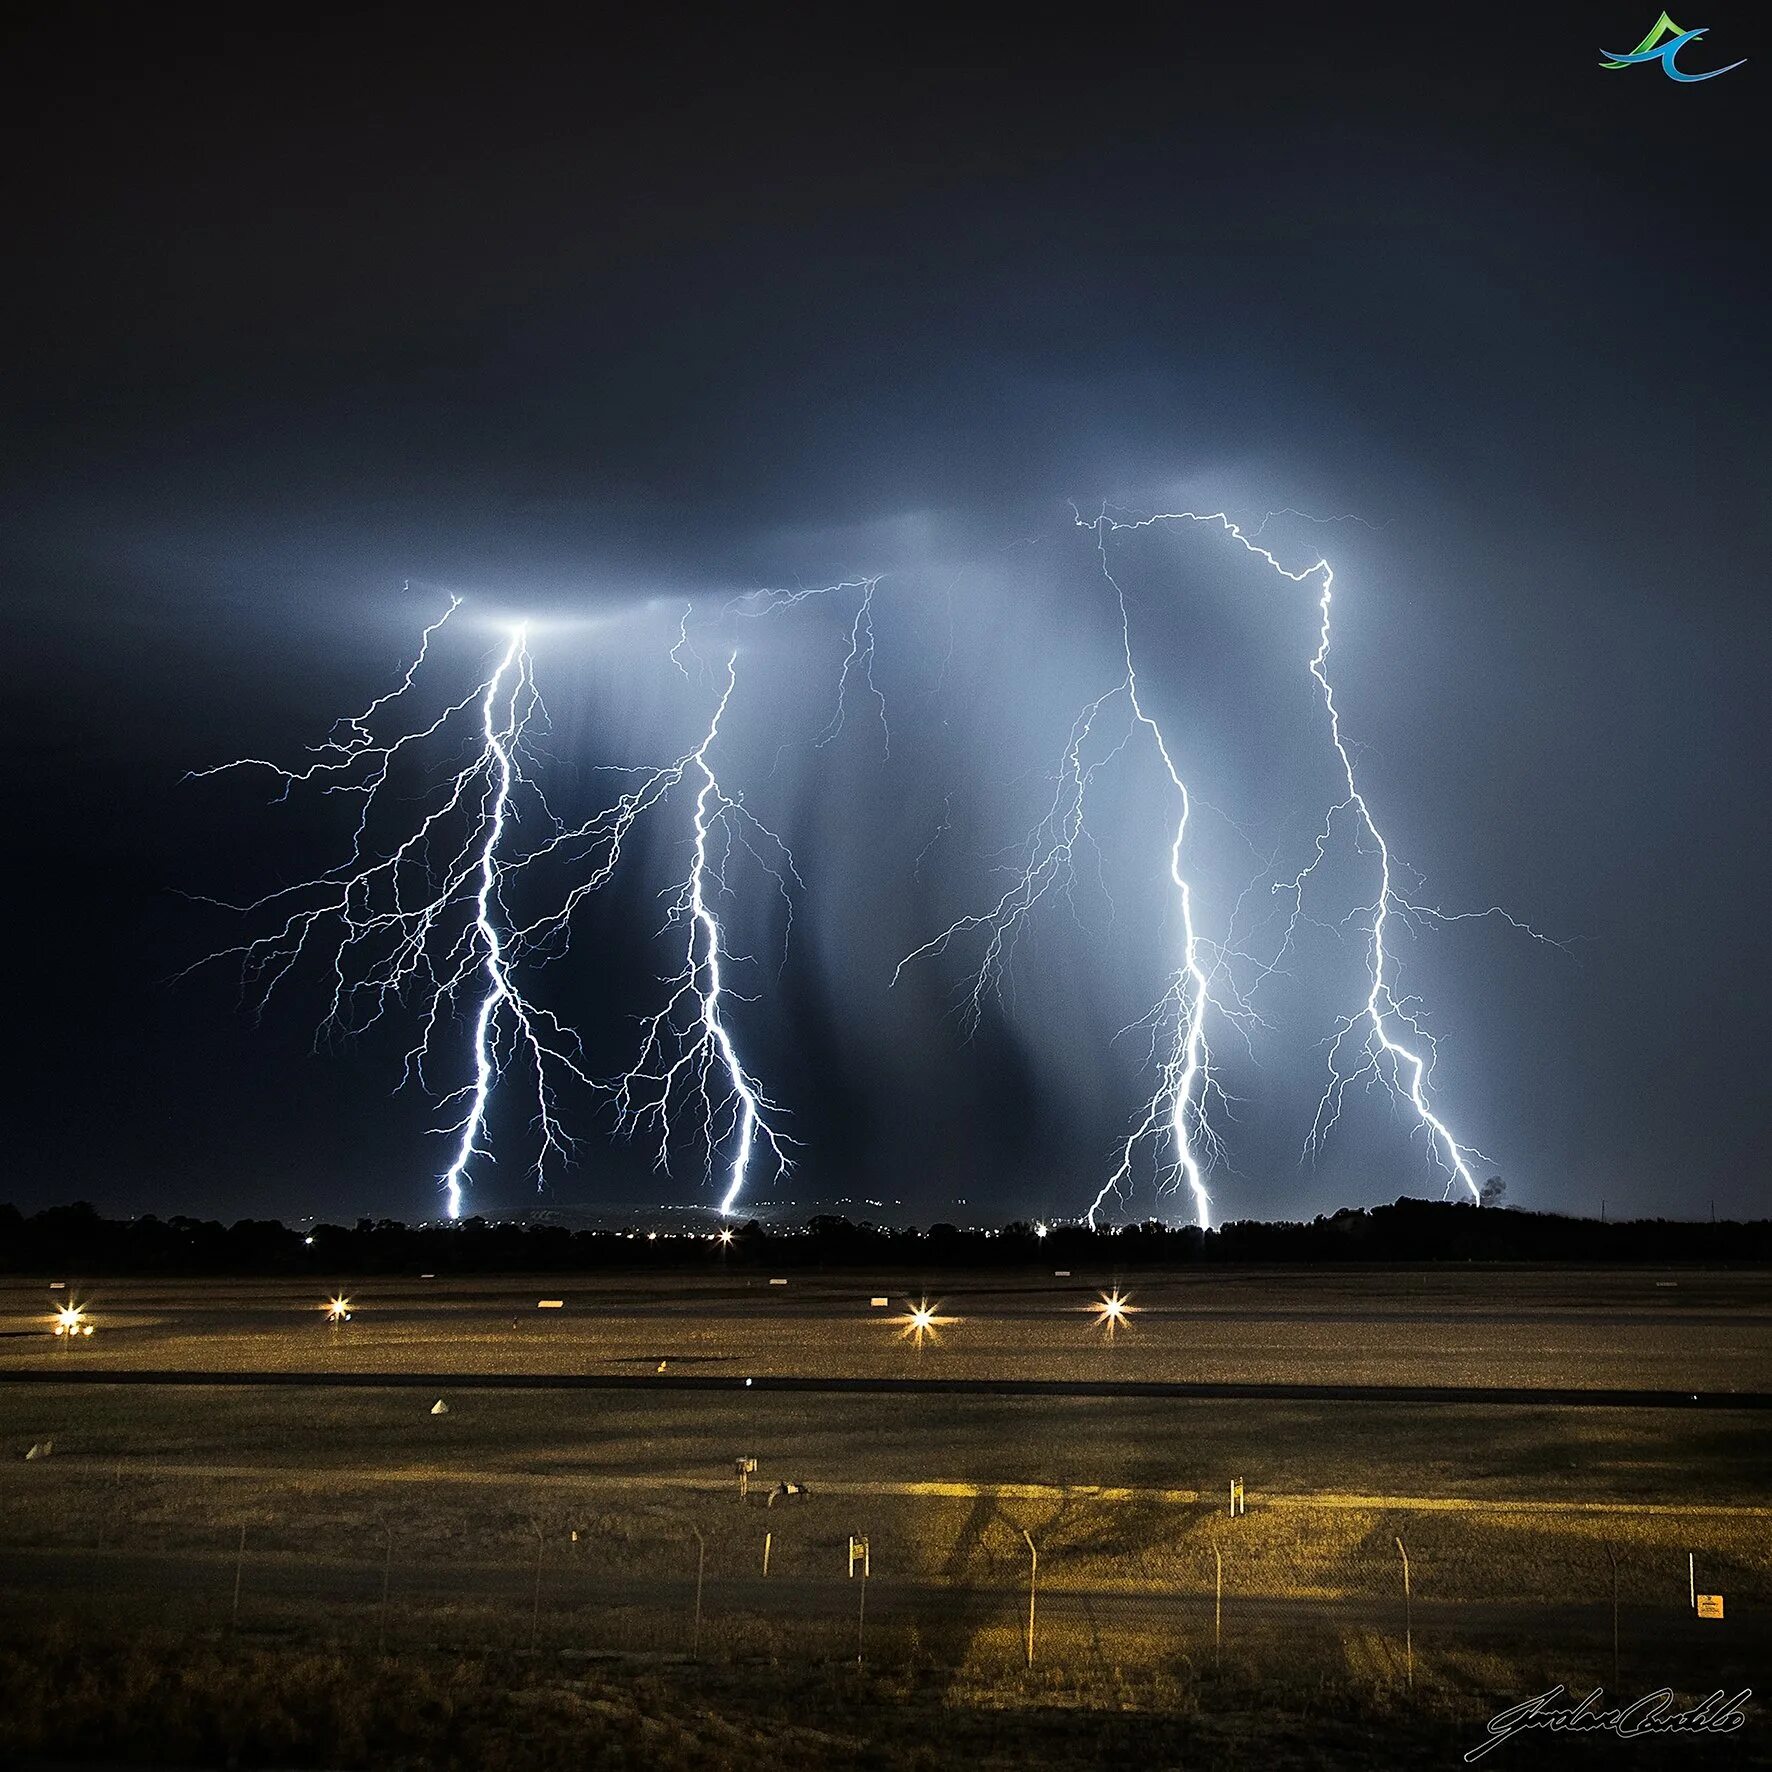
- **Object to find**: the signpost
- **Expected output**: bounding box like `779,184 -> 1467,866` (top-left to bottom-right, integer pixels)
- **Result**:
849,1536 -> 870,1665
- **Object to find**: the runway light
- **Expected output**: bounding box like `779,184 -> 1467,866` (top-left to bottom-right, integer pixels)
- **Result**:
895,1297 -> 955,1350
1091,1289 -> 1138,1340
52,1304 -> 89,1337
325,1296 -> 353,1323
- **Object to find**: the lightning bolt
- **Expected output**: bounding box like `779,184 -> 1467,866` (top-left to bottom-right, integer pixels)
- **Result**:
183,601 -> 594,1218
1083,507 -> 1552,1205
610,650 -> 797,1215
727,576 -> 890,754
895,547 -> 1249,1230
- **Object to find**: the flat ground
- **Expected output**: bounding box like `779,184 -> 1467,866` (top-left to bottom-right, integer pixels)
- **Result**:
4,1264 -> 1769,1390
3,1267 -> 1768,1768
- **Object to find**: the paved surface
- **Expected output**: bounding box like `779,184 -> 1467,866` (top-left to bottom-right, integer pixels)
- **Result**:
2,1365 -> 1766,1409
5,1268 -> 1769,1392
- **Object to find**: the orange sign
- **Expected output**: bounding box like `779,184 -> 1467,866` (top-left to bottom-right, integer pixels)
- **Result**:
1697,1594 -> 1725,1620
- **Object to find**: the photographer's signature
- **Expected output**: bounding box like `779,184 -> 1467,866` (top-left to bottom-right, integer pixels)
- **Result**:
1467,1686 -> 1750,1760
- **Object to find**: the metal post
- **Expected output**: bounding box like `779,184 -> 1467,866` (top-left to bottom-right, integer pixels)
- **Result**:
762,1530 -> 772,1576
1606,1543 -> 1620,1690
530,1523 -> 545,1650
378,1526 -> 393,1653
690,1525 -> 705,1658
1021,1529 -> 1038,1669
1213,1543 -> 1222,1663
1688,1552 -> 1696,1612
1395,1535 -> 1413,1693
231,1523 -> 247,1630
856,1559 -> 868,1666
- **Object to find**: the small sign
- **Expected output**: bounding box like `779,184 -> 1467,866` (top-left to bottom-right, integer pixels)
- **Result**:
1697,1594 -> 1725,1620
1053,1269 -> 1071,1278
769,1278 -> 788,1286
869,1296 -> 889,1307
537,1299 -> 564,1309
48,1282 -> 66,1291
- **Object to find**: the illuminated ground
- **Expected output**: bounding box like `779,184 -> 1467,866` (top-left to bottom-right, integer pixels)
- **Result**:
4,1266 -> 1768,1391
3,1266 -> 1768,1765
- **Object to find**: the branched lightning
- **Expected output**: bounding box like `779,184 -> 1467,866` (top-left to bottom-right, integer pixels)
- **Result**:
895,540 -> 1258,1230
1083,507 -> 1553,1205
729,577 -> 889,752
609,651 -> 797,1215
184,600 -> 595,1218
192,508 -> 1551,1228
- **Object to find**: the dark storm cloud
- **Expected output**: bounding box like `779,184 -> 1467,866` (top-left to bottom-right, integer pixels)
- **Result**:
6,7 -> 1766,1223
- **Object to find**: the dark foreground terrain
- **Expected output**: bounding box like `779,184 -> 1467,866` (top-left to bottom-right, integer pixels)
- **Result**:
2,1267 -> 1766,1768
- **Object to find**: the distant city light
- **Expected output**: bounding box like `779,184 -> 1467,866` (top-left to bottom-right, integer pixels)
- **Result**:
1034,1223 -> 1049,1239
718,1228 -> 734,1245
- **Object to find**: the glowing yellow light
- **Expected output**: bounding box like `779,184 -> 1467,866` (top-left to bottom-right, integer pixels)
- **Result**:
1090,1289 -> 1138,1340
325,1296 -> 353,1323
894,1297 -> 955,1349
52,1303 -> 88,1336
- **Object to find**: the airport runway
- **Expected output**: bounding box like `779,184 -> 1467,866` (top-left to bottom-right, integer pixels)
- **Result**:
1,1366 -> 1768,1409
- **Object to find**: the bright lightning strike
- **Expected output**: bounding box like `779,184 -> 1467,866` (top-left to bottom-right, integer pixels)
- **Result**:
895,546 -> 1252,1231
1084,508 -> 1552,1204
610,651 -> 797,1216
185,600 -> 595,1220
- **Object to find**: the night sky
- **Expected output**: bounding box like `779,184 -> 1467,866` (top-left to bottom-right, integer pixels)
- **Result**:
7,7 -> 1766,1227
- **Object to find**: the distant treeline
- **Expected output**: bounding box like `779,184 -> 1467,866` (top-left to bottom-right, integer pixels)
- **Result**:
2,1198 -> 1769,1276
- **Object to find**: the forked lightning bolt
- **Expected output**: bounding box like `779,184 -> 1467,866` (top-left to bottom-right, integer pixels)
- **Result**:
610,651 -> 796,1215
183,601 -> 594,1218
1084,508 -> 1551,1204
895,557 -> 1249,1229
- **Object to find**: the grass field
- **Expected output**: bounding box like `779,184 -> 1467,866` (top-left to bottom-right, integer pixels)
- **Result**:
2,1267 -> 1767,1767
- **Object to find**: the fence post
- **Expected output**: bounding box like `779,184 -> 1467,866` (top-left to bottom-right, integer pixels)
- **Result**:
1395,1535 -> 1413,1693
1605,1543 -> 1620,1690
230,1523 -> 247,1630
690,1525 -> 706,1659
1021,1529 -> 1038,1669
1213,1543 -> 1222,1665
762,1530 -> 772,1577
